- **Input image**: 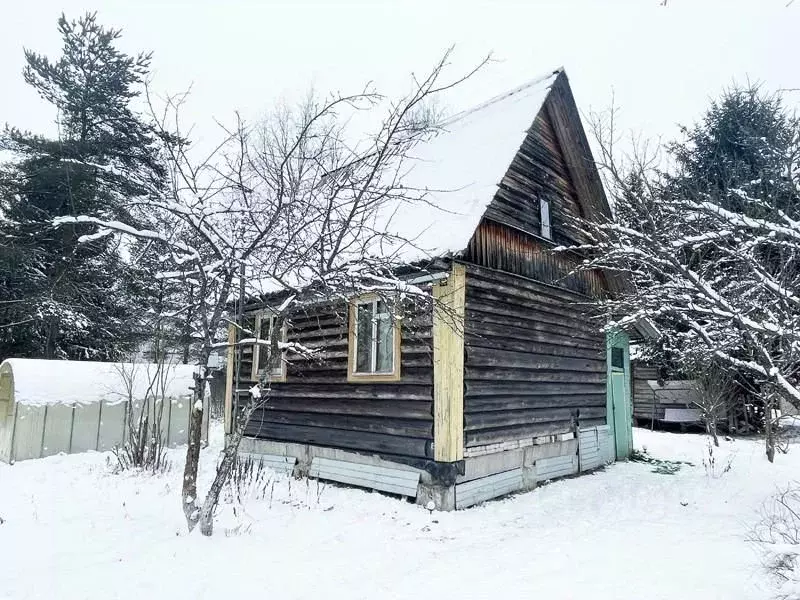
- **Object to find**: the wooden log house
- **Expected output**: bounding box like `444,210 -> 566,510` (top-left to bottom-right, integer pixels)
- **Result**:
225,68 -> 637,509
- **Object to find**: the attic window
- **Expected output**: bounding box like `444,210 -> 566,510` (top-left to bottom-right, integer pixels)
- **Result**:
251,313 -> 287,382
539,197 -> 552,240
348,295 -> 401,382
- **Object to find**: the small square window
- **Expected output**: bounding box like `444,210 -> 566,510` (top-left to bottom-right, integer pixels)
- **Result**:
539,197 -> 552,240
349,297 -> 400,381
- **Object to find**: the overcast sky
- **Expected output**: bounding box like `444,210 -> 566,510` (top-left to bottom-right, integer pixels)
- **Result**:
1,0 -> 798,154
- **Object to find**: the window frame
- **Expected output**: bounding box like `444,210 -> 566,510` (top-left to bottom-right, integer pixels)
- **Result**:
539,197 -> 552,240
250,312 -> 287,383
347,294 -> 401,383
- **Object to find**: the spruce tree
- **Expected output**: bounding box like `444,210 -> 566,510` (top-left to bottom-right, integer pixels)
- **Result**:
0,12 -> 164,360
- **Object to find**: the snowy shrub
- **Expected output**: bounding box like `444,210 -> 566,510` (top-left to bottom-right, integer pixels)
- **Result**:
702,438 -> 733,478
225,454 -> 275,507
750,484 -> 800,599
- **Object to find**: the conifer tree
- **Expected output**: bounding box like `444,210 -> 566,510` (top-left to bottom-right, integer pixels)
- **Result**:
0,13 -> 164,359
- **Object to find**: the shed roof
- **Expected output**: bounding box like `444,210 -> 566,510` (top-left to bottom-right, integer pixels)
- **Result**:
375,68 -> 562,264
0,359 -> 197,406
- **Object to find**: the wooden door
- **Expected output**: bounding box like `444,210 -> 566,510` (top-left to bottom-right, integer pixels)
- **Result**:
606,332 -> 632,460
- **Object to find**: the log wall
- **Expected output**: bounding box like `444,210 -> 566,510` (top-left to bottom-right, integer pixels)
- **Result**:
462,264 -> 607,448
236,300 -> 436,461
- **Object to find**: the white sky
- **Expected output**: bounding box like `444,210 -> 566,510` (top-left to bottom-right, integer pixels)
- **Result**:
1,0 -> 798,154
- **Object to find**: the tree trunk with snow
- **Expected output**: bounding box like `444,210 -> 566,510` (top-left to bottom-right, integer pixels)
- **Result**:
182,369 -> 207,530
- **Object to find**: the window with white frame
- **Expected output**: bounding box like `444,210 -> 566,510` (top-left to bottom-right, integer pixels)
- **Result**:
252,313 -> 286,381
349,297 -> 400,380
539,197 -> 552,240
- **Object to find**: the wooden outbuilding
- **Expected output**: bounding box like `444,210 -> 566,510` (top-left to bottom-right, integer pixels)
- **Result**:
225,68 -> 637,509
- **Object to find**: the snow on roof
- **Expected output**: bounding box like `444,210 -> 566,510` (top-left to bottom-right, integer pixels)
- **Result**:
1,359 -> 198,406
376,68 -> 562,263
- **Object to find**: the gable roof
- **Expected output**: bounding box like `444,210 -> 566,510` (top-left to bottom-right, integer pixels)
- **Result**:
375,67 -> 609,265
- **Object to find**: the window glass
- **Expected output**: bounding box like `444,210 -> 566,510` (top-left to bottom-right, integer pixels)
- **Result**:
257,317 -> 271,373
356,302 -> 374,372
375,312 -> 394,372
354,299 -> 395,375
256,315 -> 284,375
611,347 -> 625,369
540,197 -> 552,240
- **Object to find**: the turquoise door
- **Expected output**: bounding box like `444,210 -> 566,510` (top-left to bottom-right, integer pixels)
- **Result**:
606,332 -> 632,460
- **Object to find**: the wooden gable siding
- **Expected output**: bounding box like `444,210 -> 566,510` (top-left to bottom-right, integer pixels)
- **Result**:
462,264 -> 607,447
236,301 -> 436,460
465,220 -> 606,297
483,107 -> 589,248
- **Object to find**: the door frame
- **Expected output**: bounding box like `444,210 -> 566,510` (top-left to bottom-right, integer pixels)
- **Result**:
606,330 -> 632,460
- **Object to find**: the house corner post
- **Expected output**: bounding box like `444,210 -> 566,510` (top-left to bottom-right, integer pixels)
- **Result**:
433,263 -> 466,463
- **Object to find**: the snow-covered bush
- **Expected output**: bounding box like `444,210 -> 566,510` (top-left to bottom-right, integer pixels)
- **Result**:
701,438 -> 734,479
751,484 -> 800,599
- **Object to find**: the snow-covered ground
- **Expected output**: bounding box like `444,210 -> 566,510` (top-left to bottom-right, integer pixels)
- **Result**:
1,426 -> 798,600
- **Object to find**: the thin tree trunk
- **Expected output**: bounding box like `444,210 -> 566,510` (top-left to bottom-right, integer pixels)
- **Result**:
197,402 -> 256,536
182,369 -> 207,530
765,396 -> 775,463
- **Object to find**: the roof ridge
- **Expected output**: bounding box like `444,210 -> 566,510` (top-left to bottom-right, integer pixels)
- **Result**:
441,67 -> 563,127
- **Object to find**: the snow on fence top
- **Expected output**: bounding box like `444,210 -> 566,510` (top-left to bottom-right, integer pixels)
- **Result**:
376,68 -> 561,264
0,359 -> 198,406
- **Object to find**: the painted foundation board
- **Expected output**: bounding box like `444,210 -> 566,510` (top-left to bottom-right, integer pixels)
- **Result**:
238,452 -> 297,474
535,454 -> 579,481
455,468 -> 524,509
309,457 -> 420,497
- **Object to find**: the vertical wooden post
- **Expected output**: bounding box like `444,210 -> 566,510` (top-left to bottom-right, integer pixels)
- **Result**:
433,263 -> 466,462
224,323 -> 236,435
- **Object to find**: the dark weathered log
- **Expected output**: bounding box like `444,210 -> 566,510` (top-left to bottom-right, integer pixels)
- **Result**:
464,367 -> 606,384
465,380 -> 604,397
465,347 -> 605,373
465,337 -> 604,361
257,398 -> 433,419
465,407 -> 575,430
467,394 -> 606,412
243,422 -> 431,458
255,410 -> 433,438
466,421 -> 574,446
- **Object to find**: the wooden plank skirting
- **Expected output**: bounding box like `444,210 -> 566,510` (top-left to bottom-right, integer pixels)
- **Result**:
238,452 -> 297,475
455,468 -> 524,509
309,457 -> 420,498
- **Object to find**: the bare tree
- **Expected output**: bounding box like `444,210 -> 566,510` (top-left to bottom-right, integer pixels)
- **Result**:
53,49 -> 488,534
689,363 -> 734,447
112,354 -> 172,473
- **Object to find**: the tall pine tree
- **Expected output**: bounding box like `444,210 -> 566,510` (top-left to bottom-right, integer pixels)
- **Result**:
0,13 -> 164,360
